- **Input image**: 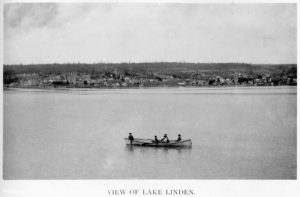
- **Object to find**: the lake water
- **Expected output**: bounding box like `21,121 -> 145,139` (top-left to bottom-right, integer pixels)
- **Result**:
3,87 -> 297,179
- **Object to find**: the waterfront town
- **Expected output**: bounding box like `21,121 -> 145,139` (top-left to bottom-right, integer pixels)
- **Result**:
3,63 -> 297,88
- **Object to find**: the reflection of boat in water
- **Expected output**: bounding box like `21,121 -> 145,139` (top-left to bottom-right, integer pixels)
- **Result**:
124,138 -> 192,147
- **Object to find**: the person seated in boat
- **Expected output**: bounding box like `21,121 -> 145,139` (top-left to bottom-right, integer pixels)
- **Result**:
177,134 -> 181,142
128,133 -> 134,144
153,135 -> 159,143
161,134 -> 169,143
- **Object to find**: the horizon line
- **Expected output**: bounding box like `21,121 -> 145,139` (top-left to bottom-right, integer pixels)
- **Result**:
3,61 -> 297,66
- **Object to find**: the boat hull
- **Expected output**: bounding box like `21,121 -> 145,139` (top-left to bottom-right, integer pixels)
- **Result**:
124,138 -> 192,147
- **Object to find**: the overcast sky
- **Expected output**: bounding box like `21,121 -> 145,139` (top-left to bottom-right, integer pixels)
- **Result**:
4,3 -> 297,65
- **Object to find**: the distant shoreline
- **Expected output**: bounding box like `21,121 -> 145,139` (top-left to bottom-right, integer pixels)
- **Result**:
4,63 -> 297,88
3,85 -> 297,91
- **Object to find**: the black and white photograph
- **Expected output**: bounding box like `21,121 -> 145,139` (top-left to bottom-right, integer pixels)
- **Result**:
1,0 -> 297,185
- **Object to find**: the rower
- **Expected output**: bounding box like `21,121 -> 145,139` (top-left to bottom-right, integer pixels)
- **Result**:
161,134 -> 169,143
177,134 -> 181,142
128,133 -> 134,144
153,135 -> 159,143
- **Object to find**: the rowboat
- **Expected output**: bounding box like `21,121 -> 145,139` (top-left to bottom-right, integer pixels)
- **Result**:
124,138 -> 192,147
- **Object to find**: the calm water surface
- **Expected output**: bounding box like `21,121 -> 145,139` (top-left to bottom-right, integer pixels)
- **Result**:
3,87 -> 297,179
